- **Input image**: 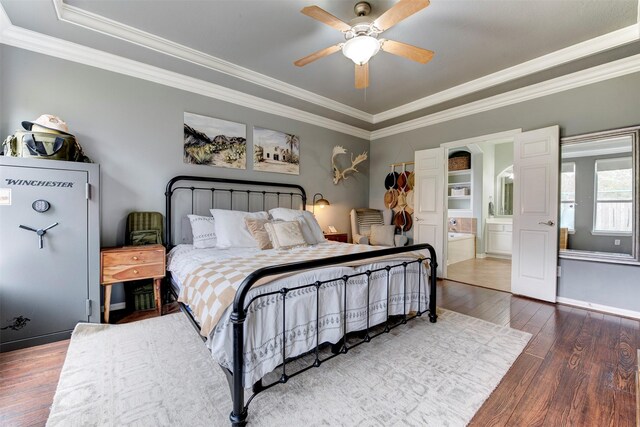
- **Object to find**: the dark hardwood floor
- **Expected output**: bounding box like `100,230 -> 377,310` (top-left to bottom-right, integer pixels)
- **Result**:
1,281 -> 638,426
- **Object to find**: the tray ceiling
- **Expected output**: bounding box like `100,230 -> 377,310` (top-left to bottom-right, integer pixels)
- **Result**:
1,0 -> 639,131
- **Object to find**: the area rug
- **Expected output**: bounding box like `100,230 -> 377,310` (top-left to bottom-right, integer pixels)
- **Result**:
47,310 -> 530,426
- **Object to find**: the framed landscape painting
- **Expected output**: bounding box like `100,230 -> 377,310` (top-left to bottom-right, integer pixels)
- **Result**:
183,112 -> 247,169
253,126 -> 300,175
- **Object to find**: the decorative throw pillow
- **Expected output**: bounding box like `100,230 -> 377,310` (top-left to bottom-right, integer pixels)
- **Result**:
264,221 -> 307,250
369,224 -> 396,247
210,209 -> 269,248
269,208 -> 325,244
245,218 -> 272,250
187,215 -> 217,249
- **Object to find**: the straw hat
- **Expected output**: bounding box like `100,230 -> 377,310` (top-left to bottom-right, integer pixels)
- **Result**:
407,172 -> 415,190
384,172 -> 399,190
22,114 -> 72,136
384,189 -> 398,209
397,191 -> 407,209
405,190 -> 414,215
392,191 -> 408,214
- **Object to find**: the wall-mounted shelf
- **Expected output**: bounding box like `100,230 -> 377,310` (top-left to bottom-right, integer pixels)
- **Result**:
447,153 -> 473,216
448,169 -> 471,176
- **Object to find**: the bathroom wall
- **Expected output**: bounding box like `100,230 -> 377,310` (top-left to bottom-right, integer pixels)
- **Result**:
494,142 -> 514,180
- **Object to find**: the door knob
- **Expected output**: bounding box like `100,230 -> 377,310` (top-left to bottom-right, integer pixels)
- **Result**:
538,220 -> 555,226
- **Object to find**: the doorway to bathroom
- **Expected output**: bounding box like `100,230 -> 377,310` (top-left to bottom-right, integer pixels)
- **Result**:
443,132 -> 515,293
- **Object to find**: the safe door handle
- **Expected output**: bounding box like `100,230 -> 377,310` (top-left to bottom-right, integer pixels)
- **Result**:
42,222 -> 59,231
18,222 -> 59,249
538,220 -> 555,226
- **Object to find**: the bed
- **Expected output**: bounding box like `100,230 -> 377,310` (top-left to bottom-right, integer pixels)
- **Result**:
165,175 -> 438,426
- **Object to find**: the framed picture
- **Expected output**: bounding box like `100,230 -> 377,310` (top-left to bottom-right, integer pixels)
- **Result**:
253,127 -> 300,175
183,112 -> 247,170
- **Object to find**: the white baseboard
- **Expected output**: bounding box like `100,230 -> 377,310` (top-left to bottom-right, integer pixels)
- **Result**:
101,302 -> 126,312
476,253 -> 487,259
556,296 -> 640,320
486,254 -> 511,260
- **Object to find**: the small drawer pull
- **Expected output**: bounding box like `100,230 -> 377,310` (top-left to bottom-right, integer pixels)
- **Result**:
132,256 -> 139,261
133,269 -> 139,274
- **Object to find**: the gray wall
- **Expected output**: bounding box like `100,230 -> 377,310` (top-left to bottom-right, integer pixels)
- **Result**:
370,71 -> 640,313
566,153 -> 632,254
0,46 -> 370,305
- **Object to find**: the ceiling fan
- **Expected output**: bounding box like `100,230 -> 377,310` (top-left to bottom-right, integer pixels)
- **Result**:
294,0 -> 434,89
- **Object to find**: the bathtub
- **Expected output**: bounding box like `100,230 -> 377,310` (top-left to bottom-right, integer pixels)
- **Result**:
447,232 -> 475,265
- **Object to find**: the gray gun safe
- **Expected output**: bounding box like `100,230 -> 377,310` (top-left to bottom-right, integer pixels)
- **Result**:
0,157 -> 100,351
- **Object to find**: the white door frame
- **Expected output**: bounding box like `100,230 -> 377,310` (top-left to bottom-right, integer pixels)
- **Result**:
438,129 -> 522,278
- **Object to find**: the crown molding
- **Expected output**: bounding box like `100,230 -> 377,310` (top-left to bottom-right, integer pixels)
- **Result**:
2,3 -> 640,143
370,53 -> 640,140
372,24 -> 640,124
51,0 -> 639,127
0,23 -> 371,140
50,0 -> 374,124
0,2 -> 11,39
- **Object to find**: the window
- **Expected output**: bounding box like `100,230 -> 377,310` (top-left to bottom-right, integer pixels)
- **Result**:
593,157 -> 633,234
560,162 -> 575,231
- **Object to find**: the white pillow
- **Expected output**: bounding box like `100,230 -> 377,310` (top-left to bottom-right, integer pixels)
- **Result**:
264,221 -> 307,250
210,209 -> 269,248
302,211 -> 326,243
370,224 -> 396,247
187,215 -> 217,249
269,208 -> 326,244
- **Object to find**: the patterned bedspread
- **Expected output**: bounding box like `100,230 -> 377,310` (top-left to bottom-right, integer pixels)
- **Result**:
179,243 -> 421,338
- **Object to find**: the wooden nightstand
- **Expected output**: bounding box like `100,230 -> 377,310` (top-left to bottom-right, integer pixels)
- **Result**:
324,232 -> 349,243
100,244 -> 166,323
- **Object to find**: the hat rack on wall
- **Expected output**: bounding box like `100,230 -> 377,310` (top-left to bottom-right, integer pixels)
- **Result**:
384,161 -> 415,235
389,161 -> 414,167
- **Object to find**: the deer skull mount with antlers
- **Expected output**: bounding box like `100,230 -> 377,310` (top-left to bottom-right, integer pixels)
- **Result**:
332,146 -> 368,185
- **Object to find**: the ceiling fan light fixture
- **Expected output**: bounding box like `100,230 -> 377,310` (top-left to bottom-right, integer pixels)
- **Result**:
342,35 -> 380,65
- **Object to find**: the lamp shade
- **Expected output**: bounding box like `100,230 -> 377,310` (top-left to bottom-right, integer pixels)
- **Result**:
312,193 -> 330,213
315,198 -> 330,207
342,35 -> 380,65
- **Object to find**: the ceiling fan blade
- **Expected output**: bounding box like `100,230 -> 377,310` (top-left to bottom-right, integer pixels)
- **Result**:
294,44 -> 342,67
381,39 -> 434,63
301,6 -> 352,32
355,63 -> 369,89
373,0 -> 430,32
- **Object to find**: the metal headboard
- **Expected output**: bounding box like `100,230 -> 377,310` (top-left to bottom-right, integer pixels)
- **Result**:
164,175 -> 307,248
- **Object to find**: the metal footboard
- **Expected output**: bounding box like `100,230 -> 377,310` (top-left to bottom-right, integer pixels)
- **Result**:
227,243 -> 438,426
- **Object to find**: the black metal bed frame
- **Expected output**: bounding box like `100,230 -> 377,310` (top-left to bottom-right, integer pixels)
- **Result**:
165,175 -> 438,426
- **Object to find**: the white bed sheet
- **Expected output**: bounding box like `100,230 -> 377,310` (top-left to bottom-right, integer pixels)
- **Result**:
167,242 -> 429,388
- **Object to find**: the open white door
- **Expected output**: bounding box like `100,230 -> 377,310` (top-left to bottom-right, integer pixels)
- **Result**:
414,147 -> 445,277
512,126 -> 559,302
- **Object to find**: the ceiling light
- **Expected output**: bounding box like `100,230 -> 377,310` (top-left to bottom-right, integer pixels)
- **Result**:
342,35 -> 380,65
